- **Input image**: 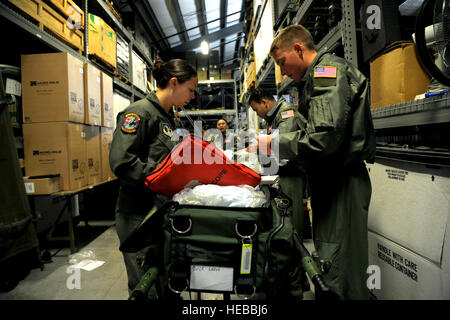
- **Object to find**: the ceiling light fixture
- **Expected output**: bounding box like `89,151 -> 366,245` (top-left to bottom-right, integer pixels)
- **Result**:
201,40 -> 209,55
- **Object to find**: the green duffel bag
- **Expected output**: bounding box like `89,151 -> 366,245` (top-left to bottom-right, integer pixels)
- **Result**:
162,185 -> 300,299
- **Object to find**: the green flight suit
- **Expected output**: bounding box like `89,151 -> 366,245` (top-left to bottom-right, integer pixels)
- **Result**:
265,97 -> 307,237
109,91 -> 177,297
275,50 -> 376,299
264,96 -> 309,297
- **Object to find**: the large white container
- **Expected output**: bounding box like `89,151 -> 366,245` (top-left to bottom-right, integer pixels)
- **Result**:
366,157 -> 450,299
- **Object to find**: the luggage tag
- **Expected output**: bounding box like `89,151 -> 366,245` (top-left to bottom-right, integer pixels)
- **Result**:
240,238 -> 252,275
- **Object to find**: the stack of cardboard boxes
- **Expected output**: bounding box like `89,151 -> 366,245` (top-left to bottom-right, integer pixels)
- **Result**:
21,52 -> 116,194
370,41 -> 431,109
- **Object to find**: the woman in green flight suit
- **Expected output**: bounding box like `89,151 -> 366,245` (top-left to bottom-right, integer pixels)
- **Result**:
109,59 -> 198,298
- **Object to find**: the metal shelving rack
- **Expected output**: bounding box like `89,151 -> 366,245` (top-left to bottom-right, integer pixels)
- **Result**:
250,0 -> 352,95
0,0 -> 153,102
371,93 -> 450,130
178,79 -> 239,129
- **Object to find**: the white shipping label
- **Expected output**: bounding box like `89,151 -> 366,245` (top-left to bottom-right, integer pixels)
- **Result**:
80,68 -> 84,74
97,76 -> 101,83
24,182 -> 35,194
190,265 -> 233,292
6,78 -> 21,96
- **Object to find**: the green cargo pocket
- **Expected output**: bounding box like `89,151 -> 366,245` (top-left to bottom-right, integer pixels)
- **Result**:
308,98 -> 335,133
185,243 -> 238,265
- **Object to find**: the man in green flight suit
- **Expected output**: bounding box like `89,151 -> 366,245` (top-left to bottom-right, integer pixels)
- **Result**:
248,86 -> 309,298
257,25 -> 376,299
248,87 -> 307,239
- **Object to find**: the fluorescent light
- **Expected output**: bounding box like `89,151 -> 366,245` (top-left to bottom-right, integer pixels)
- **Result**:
201,41 -> 209,55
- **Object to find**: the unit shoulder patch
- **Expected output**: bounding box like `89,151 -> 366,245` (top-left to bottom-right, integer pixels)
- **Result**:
314,66 -> 337,78
121,113 -> 141,133
281,109 -> 295,119
161,123 -> 173,137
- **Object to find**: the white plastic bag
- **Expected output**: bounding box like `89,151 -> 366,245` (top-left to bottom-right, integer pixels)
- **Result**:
68,250 -> 96,265
173,184 -> 266,208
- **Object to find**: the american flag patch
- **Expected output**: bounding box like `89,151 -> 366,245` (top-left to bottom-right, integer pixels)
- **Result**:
314,66 -> 337,78
281,109 -> 295,119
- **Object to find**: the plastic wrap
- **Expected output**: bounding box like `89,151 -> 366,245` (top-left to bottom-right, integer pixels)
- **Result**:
173,184 -> 267,207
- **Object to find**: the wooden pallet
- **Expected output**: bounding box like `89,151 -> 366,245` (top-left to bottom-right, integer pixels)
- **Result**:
114,73 -> 131,86
89,54 -> 117,73
105,0 -> 122,23
8,0 -> 84,54
44,0 -> 84,30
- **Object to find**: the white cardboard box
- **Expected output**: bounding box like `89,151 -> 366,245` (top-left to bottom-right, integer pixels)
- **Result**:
367,158 -> 450,299
131,51 -> 147,94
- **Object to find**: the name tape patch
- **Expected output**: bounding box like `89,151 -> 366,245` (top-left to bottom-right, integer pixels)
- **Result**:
281,109 -> 295,119
121,113 -> 140,133
314,66 -> 337,78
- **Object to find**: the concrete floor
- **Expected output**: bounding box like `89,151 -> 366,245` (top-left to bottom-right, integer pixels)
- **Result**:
0,220 -> 316,300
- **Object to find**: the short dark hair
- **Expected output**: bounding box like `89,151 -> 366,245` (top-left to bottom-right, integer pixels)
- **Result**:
217,118 -> 228,125
152,58 -> 197,89
270,24 -> 316,55
248,87 -> 276,104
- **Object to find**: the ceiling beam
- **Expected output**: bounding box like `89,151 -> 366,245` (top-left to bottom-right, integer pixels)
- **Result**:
234,2 -> 246,63
171,22 -> 244,52
194,0 -> 208,36
127,0 -> 170,51
220,0 -> 227,64
166,0 -> 189,43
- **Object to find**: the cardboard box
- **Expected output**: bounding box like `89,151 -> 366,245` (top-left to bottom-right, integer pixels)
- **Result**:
100,19 -> 117,69
21,52 -> 84,123
100,127 -> 115,181
131,50 -> 147,93
84,125 -> 102,185
370,41 -> 431,109
366,158 -> 450,299
84,63 -> 102,125
209,66 -> 220,81
88,13 -> 102,60
23,175 -> 61,195
197,67 -> 207,81
275,63 -> 287,86
101,72 -> 114,128
23,122 -> 88,191
245,61 -> 256,91
113,92 -> 130,130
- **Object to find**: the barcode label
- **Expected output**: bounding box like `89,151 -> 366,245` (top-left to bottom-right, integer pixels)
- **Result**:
240,243 -> 252,274
24,182 -> 35,194
70,92 -> 77,103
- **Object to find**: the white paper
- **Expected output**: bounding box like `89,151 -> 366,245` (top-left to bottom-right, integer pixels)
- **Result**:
5,78 -> 21,96
190,265 -> 233,292
71,259 -> 105,271
24,182 -> 35,194
260,175 -> 279,185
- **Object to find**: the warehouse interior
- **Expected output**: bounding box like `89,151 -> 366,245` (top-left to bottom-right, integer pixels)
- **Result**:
0,0 -> 449,303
